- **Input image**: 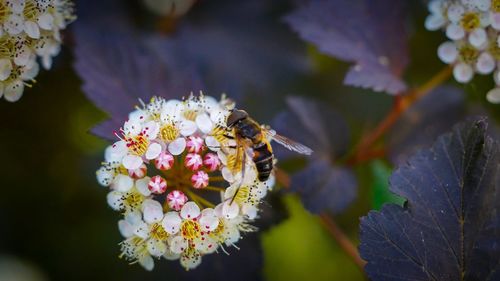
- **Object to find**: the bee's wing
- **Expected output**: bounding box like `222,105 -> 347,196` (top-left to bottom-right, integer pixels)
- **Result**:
265,129 -> 313,155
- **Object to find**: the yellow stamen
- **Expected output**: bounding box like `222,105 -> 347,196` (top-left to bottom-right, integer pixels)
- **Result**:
460,12 -> 480,32
160,123 -> 179,142
459,45 -> 479,64
150,223 -> 169,241
181,220 -> 201,240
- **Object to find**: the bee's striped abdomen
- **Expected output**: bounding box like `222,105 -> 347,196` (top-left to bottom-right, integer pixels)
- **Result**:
252,142 -> 273,181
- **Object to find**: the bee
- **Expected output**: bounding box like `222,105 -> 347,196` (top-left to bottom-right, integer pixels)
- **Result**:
223,109 -> 312,201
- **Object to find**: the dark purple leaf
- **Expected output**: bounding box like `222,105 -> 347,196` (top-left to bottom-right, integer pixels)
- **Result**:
388,86 -> 466,166
272,96 -> 350,160
359,118 -> 500,281
148,0 -> 309,98
290,160 -> 357,214
285,0 -> 410,94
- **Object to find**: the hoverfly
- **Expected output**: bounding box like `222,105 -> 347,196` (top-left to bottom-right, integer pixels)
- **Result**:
223,109 -> 313,202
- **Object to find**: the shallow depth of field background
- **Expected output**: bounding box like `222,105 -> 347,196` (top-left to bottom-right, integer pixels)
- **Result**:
0,1 -> 498,280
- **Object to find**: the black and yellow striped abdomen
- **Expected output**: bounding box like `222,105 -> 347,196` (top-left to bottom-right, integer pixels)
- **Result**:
252,142 -> 273,181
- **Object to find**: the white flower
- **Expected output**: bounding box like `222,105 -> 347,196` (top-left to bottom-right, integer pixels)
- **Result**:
427,0 -> 500,102
0,0 -> 75,102
97,94 -> 277,270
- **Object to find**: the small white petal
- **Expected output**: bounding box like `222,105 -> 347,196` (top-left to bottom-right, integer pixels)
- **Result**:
428,0 -> 443,14
105,141 -> 128,162
199,209 -> 219,231
112,174 -> 134,192
476,52 -> 495,74
145,142 -> 162,160
195,113 -> 213,133
106,191 -> 124,211
447,4 -> 465,23
0,59 -> 12,81
168,138 -> 186,155
180,201 -> 200,220
179,120 -> 197,136
8,0 -> 25,13
14,45 -> 32,66
4,81 -> 24,102
143,120 -> 160,139
180,250 -> 202,270
21,62 -> 39,80
4,14 -> 24,35
490,12 -> 500,30
205,136 -> 220,152
24,21 -> 40,39
494,70 -> 500,85
242,205 -> 258,220
438,41 -> 458,64
162,212 -> 182,235
123,119 -> 142,136
142,199 -> 164,224
446,24 -> 465,40
139,255 -> 154,271
469,28 -> 487,48
37,13 -> 54,30
222,201 -> 239,219
163,249 -> 181,260
453,63 -> 474,83
486,88 -> 500,103
135,177 -> 152,196
425,14 -> 446,30
128,109 -> 147,123
118,220 -> 134,238
224,227 -> 240,246
170,236 -> 188,254
133,221 -> 149,239
147,239 -> 167,257
96,167 -> 114,187
221,167 -> 235,183
122,154 -> 143,170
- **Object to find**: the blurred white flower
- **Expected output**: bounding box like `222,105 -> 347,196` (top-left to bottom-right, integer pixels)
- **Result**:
0,0 -> 75,102
426,0 -> 500,103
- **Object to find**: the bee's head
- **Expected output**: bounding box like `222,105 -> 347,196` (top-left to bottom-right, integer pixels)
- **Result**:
226,109 -> 248,127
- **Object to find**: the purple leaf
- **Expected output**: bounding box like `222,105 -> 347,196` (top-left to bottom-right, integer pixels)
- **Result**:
285,0 -> 410,94
388,86 -> 466,166
290,160 -> 357,214
272,96 -> 350,159
359,118 -> 500,281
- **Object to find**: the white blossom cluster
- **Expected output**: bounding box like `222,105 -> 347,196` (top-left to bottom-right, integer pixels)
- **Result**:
0,0 -> 74,102
425,0 -> 500,103
96,94 -> 275,271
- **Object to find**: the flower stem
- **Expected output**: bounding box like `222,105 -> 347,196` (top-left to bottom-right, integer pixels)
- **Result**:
348,66 -> 452,165
275,169 -> 367,272
319,213 -> 366,272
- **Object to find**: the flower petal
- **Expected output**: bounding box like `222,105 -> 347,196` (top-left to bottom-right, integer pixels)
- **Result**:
122,154 -> 143,170
162,212 -> 182,235
180,201 -> 200,219
112,174 -> 134,192
168,137 -> 186,155
142,199 -> 164,224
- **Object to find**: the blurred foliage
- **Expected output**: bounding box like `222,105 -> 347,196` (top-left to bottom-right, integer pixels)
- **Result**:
369,160 -> 404,210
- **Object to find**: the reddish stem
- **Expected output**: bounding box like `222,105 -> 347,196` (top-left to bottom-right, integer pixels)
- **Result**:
348,66 -> 452,164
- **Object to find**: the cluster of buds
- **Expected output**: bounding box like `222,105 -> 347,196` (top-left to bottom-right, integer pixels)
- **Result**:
425,0 -> 500,103
0,0 -> 74,102
96,94 -> 275,270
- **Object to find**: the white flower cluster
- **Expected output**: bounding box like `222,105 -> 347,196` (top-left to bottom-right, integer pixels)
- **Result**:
96,94 -> 275,271
425,0 -> 500,103
0,0 -> 74,102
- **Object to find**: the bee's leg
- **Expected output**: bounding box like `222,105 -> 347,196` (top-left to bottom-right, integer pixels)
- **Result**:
230,150 -> 246,205
206,145 -> 237,149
